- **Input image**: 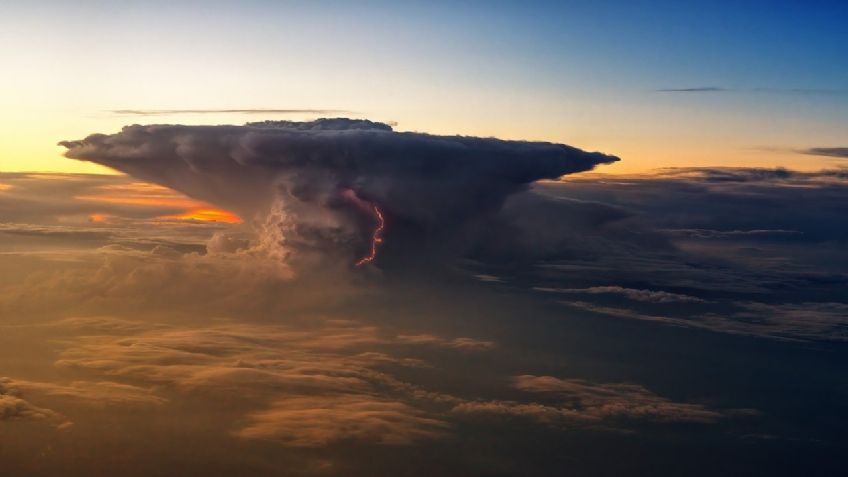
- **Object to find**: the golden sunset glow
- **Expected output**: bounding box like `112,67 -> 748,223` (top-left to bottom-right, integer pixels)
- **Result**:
72,181 -> 242,223
88,213 -> 110,223
1,2 -> 846,476
160,208 -> 242,223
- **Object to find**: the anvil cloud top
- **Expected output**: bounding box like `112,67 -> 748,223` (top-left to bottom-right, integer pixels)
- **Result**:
62,119 -> 618,266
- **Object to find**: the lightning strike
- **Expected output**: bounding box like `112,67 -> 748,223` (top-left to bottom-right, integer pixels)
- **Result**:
355,203 -> 385,267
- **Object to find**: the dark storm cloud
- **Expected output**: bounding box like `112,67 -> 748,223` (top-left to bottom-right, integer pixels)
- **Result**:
60,118 -> 619,268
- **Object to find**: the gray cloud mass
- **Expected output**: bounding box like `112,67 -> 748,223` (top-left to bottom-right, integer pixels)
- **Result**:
60,118 -> 619,268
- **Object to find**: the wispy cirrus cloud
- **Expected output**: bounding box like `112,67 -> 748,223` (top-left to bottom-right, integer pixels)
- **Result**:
656,87 -> 848,95
800,147 -> 848,159
655,87 -> 726,92
534,285 -> 706,303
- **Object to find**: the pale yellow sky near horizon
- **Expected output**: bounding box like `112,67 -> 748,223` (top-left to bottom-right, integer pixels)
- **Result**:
1,108 -> 839,176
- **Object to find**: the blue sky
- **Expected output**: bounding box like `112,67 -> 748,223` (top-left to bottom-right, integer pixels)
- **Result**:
1,0 -> 846,172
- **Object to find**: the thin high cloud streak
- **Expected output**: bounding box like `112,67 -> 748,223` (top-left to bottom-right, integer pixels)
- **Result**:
60,118 -> 618,269
534,286 -> 706,304
801,147 -> 848,158
751,146 -> 848,159
656,87 -> 848,95
656,87 -> 726,92
110,109 -> 351,116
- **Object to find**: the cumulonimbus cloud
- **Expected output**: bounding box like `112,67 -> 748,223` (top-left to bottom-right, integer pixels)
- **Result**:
60,119 -> 619,268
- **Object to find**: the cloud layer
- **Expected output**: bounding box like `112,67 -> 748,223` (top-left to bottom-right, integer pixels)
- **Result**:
477,167 -> 848,342
2,168 -> 846,475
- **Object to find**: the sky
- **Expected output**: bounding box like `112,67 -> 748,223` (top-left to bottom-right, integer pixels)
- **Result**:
1,0 -> 847,174
1,2 -> 848,476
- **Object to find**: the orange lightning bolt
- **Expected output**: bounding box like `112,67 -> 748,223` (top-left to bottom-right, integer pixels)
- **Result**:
355,203 -> 385,267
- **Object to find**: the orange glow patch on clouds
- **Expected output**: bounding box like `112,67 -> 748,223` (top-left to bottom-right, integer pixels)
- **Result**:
88,213 -> 110,223
160,208 -> 242,224
76,181 -> 241,224
0,183 -> 11,191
